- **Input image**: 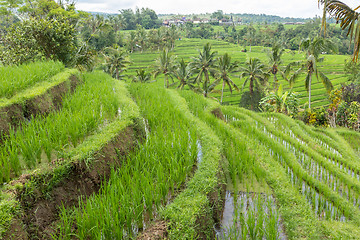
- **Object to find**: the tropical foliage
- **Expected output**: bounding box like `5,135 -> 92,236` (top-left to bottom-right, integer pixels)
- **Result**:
153,48 -> 175,88
215,53 -> 240,104
191,42 -> 218,97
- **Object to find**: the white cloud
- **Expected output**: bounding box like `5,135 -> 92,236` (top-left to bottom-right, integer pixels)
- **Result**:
75,0 -> 360,18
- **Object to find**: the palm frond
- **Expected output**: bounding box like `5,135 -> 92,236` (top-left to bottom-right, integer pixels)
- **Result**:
319,71 -> 334,92
319,0 -> 360,60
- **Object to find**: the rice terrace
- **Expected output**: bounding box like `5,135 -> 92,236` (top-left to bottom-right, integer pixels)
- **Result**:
1,0 -> 360,239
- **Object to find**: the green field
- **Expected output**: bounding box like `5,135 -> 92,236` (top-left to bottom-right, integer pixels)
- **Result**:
0,56 -> 359,239
128,38 -> 350,109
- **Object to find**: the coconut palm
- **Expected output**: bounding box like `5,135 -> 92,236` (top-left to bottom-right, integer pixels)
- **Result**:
286,37 -> 336,109
171,59 -> 196,90
132,68 -> 152,83
240,58 -> 269,96
153,48 -> 175,88
215,53 -> 240,104
267,40 -> 285,90
102,47 -> 130,80
191,43 -> 218,97
319,0 -> 360,61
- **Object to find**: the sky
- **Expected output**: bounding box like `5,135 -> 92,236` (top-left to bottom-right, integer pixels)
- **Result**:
76,0 -> 360,19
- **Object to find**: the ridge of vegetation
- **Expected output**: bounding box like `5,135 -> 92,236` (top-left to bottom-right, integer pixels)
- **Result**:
162,89 -> 224,239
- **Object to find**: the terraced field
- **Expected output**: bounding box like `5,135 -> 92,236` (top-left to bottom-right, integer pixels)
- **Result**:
129,38 -> 349,108
0,63 -> 359,239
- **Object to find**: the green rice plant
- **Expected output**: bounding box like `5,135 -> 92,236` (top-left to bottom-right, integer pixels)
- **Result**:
237,109 -> 360,206
246,202 -> 258,240
56,84 -> 199,239
0,60 -> 64,99
0,71 -> 124,183
264,197 -> 279,240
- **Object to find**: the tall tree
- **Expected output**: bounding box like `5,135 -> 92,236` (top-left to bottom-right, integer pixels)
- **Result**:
267,40 -> 285,90
153,48 -> 175,88
132,68 -> 152,83
102,47 -> 130,80
240,58 -> 269,109
288,37 -> 336,108
171,59 -> 195,90
215,53 -> 240,104
191,43 -> 218,97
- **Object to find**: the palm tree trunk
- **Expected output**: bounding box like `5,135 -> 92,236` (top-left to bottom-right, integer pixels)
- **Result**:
116,68 -> 119,80
164,75 -> 167,88
249,78 -> 254,96
273,73 -> 277,91
204,71 -> 209,97
221,80 -> 225,104
308,75 -> 312,109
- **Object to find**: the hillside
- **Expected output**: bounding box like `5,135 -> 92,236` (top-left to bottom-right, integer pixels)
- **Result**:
0,67 -> 359,239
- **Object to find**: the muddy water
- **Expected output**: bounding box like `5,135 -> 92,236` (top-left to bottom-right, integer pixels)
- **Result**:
215,191 -> 287,240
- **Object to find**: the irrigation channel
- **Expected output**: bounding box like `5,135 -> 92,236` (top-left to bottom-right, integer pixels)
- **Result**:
215,191 -> 287,240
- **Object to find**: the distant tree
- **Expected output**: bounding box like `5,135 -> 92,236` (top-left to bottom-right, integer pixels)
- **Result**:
267,40 -> 285,90
215,53 -> 240,104
287,37 -> 336,108
118,7 -> 160,30
153,49 -> 175,88
191,43 -> 218,97
244,25 -> 256,52
171,59 -> 195,90
132,68 -> 152,83
166,25 -> 179,50
126,31 -> 137,53
240,58 -> 269,109
211,10 -> 224,20
103,47 -> 131,80
135,25 -> 148,52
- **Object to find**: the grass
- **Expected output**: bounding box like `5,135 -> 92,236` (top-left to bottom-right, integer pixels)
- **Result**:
56,84 -> 200,239
0,60 -> 64,99
0,71 -> 144,239
0,71 -> 125,183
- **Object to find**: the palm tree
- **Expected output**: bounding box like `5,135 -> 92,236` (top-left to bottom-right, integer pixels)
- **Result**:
191,43 -> 218,97
171,59 -> 195,90
244,25 -> 256,52
102,47 -> 130,80
240,58 -> 269,96
287,37 -> 336,109
72,42 -> 96,72
132,68 -> 152,83
153,48 -> 175,88
215,53 -> 240,104
319,0 -> 360,61
136,25 -> 148,52
267,40 -> 285,90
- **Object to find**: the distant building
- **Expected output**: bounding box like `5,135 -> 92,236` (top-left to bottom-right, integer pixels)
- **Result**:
162,19 -> 184,26
284,22 -> 305,25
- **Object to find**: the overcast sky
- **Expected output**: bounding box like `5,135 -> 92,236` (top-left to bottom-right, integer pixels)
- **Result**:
75,0 -> 360,18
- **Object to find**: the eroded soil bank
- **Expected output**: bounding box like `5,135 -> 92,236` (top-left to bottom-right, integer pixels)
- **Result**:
0,74 -> 79,138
